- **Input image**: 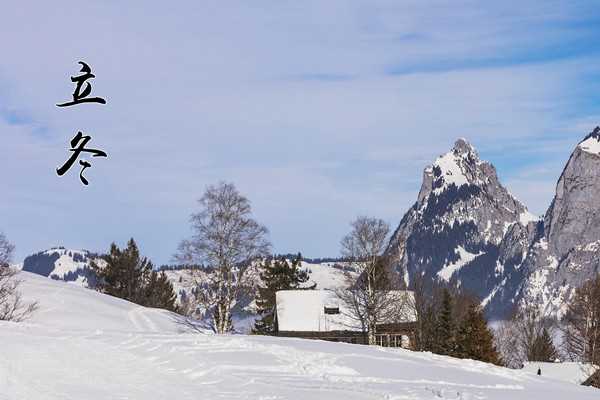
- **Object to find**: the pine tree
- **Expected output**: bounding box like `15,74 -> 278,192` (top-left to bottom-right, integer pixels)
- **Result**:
144,271 -> 179,312
253,253 -> 313,334
433,288 -> 456,356
93,238 -> 178,312
455,302 -> 501,364
528,328 -> 558,362
93,239 -> 152,303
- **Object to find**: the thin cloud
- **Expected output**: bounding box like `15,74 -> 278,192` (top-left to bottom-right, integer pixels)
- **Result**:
0,1 -> 599,263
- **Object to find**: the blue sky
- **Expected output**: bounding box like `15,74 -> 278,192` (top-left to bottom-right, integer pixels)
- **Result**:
2,1 -> 600,265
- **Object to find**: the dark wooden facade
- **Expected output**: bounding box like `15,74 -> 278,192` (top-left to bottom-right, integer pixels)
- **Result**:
277,322 -> 416,348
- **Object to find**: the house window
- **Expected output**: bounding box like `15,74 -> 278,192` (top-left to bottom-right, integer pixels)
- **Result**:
324,306 -> 340,314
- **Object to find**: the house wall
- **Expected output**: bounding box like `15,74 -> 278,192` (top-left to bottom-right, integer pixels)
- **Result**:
277,322 -> 416,349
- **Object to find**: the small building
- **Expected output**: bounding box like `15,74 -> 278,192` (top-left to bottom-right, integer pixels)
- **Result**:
275,289 -> 417,348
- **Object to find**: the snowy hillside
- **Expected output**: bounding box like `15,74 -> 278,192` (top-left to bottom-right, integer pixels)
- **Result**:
163,260 -> 352,297
21,247 -> 101,287
0,271 -> 597,399
300,261 -> 354,289
521,362 -> 598,385
162,260 -> 353,332
8,272 -> 195,333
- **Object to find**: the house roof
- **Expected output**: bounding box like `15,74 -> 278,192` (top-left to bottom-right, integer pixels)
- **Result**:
275,289 -> 416,332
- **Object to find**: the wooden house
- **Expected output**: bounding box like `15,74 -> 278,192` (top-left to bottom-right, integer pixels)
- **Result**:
275,289 -> 417,348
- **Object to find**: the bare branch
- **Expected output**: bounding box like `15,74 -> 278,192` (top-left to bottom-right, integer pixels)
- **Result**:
0,232 -> 38,322
174,182 -> 271,333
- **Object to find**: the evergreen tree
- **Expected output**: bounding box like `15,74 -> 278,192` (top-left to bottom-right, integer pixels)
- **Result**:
455,302 -> 501,364
93,239 -> 178,312
433,288 -> 456,356
528,328 -> 558,362
253,253 -> 313,334
144,271 -> 179,312
93,239 -> 152,304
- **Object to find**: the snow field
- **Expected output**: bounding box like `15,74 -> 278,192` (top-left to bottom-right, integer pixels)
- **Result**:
0,272 -> 597,400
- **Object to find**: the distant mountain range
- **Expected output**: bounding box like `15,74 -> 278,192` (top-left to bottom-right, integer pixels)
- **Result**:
17,127 -> 600,320
386,127 -> 600,319
21,247 -> 100,287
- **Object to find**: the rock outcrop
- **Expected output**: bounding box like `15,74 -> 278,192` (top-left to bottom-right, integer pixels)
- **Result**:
386,138 -> 539,318
518,127 -> 600,317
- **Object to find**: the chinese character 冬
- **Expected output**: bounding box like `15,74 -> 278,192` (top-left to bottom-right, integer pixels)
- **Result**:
56,131 -> 107,185
56,61 -> 106,107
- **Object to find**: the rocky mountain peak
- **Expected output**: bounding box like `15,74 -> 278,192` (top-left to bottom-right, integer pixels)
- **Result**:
544,126 -> 600,260
417,138 -> 485,202
577,126 -> 600,155
387,138 -> 537,318
453,138 -> 476,156
515,126 -> 600,318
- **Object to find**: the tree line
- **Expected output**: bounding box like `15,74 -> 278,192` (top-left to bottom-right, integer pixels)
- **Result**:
2,181 -> 599,377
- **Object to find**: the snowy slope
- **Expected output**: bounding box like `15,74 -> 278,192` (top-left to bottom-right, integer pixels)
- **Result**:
11,272 -> 196,333
0,272 -> 597,399
300,261 -> 354,289
21,247 -> 101,287
521,362 -> 598,385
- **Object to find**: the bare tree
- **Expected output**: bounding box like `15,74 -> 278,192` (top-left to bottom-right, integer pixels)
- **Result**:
494,318 -> 524,368
0,232 -> 37,321
0,232 -> 14,268
494,305 -> 557,368
175,182 -> 271,334
337,216 -> 402,345
404,274 -> 437,351
562,274 -> 600,367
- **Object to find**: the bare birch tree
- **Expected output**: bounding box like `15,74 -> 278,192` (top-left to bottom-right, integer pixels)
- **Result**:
0,232 -> 37,321
175,182 -> 271,334
337,216 -> 402,345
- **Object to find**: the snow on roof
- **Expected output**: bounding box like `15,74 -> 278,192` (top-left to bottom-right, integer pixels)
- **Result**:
276,290 -> 416,332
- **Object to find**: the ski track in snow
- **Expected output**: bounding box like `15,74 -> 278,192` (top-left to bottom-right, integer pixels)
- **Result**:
0,272 -> 597,400
128,307 -> 160,333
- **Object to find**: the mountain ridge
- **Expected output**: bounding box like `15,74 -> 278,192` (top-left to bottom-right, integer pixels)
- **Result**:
387,127 -> 600,319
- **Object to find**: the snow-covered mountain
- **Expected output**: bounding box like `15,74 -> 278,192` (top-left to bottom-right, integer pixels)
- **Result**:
386,138 -> 539,318
387,128 -> 600,320
1,271 -> 596,399
19,129 -> 600,321
21,247 -> 101,287
517,127 -> 600,317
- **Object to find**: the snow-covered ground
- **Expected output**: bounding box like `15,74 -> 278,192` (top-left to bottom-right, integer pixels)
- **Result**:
163,260 -> 352,298
521,362 -> 598,385
1,272 -> 597,399
300,261 -> 353,289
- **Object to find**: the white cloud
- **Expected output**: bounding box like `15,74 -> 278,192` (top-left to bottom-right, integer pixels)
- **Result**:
1,1 -> 599,262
